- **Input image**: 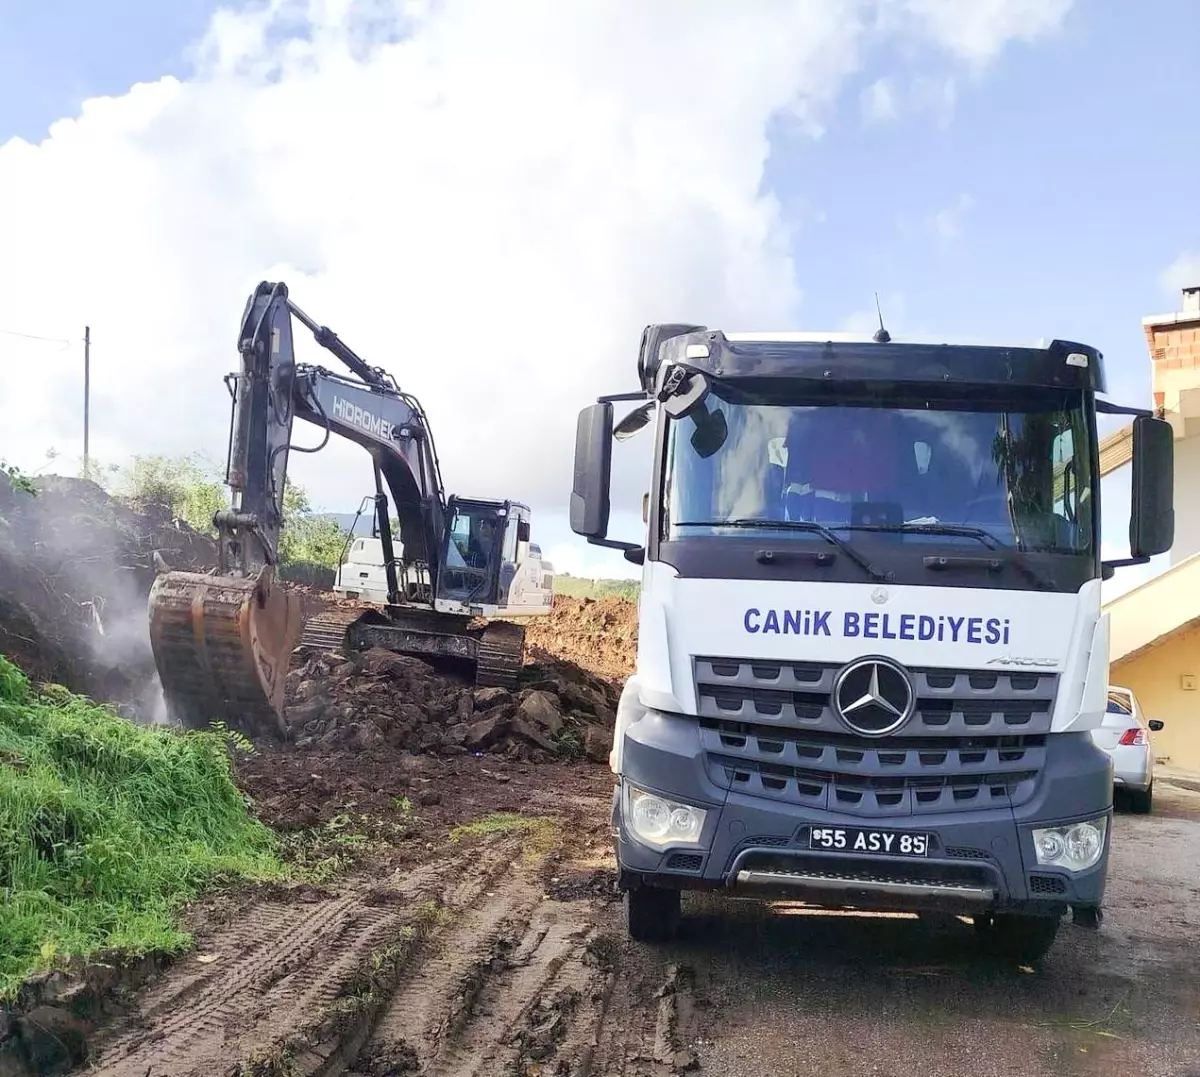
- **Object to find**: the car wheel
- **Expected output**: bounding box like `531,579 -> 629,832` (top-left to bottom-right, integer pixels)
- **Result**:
1128,782 -> 1153,814
627,885 -> 681,942
972,912 -> 1061,963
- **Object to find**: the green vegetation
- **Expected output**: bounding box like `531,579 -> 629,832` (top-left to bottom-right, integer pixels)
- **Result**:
66,449 -> 351,572
552,573 -> 639,601
277,484 -> 352,569
0,461 -> 37,498
112,451 -> 230,535
0,656 -> 285,1000
449,811 -> 561,859
278,809 -> 422,884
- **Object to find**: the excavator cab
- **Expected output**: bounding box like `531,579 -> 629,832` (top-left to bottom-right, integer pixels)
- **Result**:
436,497 -> 530,613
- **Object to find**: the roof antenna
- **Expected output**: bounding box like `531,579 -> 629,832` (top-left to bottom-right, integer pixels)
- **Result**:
872,292 -> 891,343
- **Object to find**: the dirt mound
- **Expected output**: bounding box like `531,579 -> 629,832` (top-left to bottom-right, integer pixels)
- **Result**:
285,646 -> 619,763
0,475 -> 216,714
525,595 -> 637,682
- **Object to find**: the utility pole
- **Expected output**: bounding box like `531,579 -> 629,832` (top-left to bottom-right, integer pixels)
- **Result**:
83,326 -> 90,477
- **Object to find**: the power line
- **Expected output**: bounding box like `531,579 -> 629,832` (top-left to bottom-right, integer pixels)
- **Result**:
0,326 -> 76,348
0,324 -> 92,480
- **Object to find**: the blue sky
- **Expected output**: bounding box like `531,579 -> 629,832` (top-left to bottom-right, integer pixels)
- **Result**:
0,0 -> 1196,597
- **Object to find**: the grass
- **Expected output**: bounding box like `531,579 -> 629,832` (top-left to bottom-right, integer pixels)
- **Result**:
0,654 -> 286,1000
552,575 -> 640,601
448,811 -> 562,860
277,810 -> 420,884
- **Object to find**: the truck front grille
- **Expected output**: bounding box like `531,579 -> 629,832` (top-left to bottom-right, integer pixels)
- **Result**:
694,655 -> 1057,818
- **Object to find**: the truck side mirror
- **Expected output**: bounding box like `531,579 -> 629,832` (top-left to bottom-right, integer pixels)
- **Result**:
570,402 -> 613,539
517,519 -> 530,543
1149,719 -> 1165,732
1129,414 -> 1174,559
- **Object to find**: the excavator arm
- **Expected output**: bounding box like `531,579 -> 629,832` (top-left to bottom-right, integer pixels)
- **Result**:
149,281 -> 449,737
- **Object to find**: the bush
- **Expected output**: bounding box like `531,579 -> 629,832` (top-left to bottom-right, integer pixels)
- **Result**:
105,453 -> 350,571
0,656 -> 284,999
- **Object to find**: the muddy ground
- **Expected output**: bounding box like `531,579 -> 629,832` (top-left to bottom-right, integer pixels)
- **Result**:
3,498 -> 1198,1077
22,776 -> 1200,1077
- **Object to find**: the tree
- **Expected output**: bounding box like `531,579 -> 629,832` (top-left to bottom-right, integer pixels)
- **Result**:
112,452 -> 230,535
278,482 -> 350,569
104,451 -> 349,569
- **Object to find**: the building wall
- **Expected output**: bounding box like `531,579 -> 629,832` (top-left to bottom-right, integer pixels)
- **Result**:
1143,287 -> 1200,564
1110,623 -> 1200,772
1172,435 -> 1200,566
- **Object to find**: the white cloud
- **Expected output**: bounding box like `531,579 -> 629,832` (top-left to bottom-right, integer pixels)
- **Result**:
897,0 -> 1075,71
0,0 -> 1077,543
543,540 -> 640,582
909,73 -> 957,125
895,192 -> 973,247
860,74 -> 955,126
861,78 -> 898,123
929,192 -> 974,244
1160,251 -> 1200,298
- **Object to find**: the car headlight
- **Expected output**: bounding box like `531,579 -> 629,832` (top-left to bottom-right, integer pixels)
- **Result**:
625,785 -> 707,849
1031,815 -> 1108,872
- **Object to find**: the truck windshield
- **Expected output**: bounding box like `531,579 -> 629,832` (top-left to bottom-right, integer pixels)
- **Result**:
662,388 -> 1094,555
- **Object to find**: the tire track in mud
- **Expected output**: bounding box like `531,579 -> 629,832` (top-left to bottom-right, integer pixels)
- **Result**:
85,796 -> 687,1077
545,945 -> 701,1077
348,866 -> 548,1075
86,844 -> 524,1077
349,887 -> 699,1077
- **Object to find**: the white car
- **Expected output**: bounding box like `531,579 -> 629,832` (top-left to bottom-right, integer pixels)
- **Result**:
1090,685 -> 1164,813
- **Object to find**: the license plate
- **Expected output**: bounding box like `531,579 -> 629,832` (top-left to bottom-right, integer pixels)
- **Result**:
806,826 -> 931,857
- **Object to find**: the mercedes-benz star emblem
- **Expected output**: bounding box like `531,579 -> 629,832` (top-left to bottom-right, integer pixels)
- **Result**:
832,657 -> 915,736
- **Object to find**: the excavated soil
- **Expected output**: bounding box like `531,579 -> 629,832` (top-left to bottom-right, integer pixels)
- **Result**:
524,596 -> 638,683
283,646 -> 619,765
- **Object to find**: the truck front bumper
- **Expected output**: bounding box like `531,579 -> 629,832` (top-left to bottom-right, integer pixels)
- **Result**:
613,714 -> 1113,916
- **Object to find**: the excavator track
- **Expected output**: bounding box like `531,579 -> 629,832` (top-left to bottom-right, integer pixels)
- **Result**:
475,620 -> 527,689
148,566 -> 303,740
296,603 -> 527,690
296,607 -> 370,655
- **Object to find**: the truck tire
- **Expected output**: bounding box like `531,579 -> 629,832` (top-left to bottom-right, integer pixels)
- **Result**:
1127,782 -> 1153,814
627,886 -> 681,942
972,912 -> 1061,963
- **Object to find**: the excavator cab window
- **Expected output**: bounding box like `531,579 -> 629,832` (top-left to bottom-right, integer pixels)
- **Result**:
438,504 -> 504,604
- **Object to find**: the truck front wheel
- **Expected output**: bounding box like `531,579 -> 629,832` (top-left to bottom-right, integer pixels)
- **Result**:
972,912 -> 1061,963
627,885 -> 681,942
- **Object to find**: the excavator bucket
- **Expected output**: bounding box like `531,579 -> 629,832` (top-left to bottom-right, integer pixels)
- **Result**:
148,565 -> 304,739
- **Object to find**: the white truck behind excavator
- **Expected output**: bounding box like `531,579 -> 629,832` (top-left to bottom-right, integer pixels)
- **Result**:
570,323 -> 1174,962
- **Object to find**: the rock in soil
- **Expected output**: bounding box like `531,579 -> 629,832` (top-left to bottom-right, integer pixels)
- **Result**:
284,646 -> 620,763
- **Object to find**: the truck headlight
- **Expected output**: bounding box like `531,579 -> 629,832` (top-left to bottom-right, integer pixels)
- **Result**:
626,785 -> 707,849
1031,815 -> 1108,872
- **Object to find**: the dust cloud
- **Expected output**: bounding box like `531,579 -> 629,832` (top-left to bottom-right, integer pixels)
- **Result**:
0,474 -> 215,722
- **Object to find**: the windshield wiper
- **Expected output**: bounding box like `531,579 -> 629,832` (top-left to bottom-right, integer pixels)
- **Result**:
846,523 -> 1057,590
686,519 -> 887,582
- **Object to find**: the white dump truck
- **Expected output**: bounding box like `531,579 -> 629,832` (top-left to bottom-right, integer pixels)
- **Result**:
570,324 -> 1175,960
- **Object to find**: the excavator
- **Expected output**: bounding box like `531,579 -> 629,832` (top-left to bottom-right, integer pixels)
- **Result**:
148,281 -> 553,738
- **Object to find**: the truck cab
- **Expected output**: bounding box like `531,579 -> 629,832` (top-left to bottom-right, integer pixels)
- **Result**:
333,536 -> 392,604
571,325 -> 1175,960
